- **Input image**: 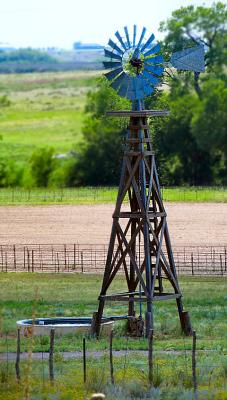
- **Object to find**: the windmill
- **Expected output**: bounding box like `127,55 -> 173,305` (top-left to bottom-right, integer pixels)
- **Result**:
92,26 -> 205,337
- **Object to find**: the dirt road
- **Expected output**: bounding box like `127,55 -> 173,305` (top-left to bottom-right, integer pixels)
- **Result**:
0,203 -> 226,246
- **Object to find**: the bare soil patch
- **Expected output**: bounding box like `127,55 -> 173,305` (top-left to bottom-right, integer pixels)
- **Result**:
0,203 -> 226,247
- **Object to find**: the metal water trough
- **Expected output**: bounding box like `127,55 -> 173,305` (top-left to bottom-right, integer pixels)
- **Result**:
17,317 -> 114,336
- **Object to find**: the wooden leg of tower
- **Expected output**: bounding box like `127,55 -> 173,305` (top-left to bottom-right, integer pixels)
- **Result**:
92,298 -> 105,337
176,297 -> 192,336
128,219 -> 137,317
128,302 -> 135,317
145,302 -> 153,337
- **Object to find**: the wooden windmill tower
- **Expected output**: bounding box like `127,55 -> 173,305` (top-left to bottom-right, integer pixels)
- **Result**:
92,26 -> 205,337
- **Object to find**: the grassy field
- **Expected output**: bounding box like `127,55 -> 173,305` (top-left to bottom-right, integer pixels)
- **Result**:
0,273 -> 226,399
0,186 -> 227,205
0,71 -> 99,163
1,273 -> 226,352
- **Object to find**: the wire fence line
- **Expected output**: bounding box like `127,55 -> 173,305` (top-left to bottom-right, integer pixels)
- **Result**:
0,243 -> 227,276
1,331 -> 224,392
0,186 -> 227,204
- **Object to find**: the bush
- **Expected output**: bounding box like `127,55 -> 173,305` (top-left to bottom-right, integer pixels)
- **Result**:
0,95 -> 11,107
29,147 -> 55,187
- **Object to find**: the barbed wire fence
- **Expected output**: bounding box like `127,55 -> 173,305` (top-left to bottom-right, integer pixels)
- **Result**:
0,330 -> 225,396
0,243 -> 227,276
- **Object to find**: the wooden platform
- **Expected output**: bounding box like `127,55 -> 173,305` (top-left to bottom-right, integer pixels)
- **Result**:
106,110 -> 170,118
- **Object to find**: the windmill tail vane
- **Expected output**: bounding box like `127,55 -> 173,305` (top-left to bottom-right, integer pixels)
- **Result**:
103,25 -> 205,104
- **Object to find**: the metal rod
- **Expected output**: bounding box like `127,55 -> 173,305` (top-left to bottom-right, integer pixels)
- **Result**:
83,337 -> 86,383
109,330 -> 114,384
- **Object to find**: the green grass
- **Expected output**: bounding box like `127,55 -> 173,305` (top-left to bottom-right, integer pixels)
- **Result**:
161,186 -> 227,203
0,273 -> 226,352
0,186 -> 227,205
0,70 -> 99,162
0,273 -> 226,399
1,352 -> 227,399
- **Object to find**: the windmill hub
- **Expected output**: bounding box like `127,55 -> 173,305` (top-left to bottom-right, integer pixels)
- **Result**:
122,48 -> 144,77
129,57 -> 143,75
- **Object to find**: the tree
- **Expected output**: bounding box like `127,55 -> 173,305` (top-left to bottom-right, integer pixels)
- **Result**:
29,147 -> 55,187
0,48 -> 56,64
192,78 -> 227,183
67,120 -> 123,186
148,93 -> 213,185
160,2 -> 227,98
0,157 -> 23,187
67,79 -> 129,186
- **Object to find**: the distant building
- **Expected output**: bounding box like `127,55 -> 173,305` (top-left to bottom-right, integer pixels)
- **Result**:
73,41 -> 104,50
0,46 -> 16,52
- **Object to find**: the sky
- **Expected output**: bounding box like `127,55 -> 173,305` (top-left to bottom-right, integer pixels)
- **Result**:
0,0 -> 217,49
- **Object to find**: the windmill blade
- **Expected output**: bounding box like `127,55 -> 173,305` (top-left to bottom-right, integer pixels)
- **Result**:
120,77 -> 134,98
132,27 -> 146,59
103,61 -> 122,69
144,55 -> 164,65
127,78 -> 140,101
137,27 -> 146,49
127,88 -> 143,101
115,30 -> 127,51
144,64 -> 164,76
133,25 -> 137,47
127,76 -> 147,100
117,83 -> 128,97
118,76 -> 132,97
105,67 -> 123,81
111,72 -> 128,91
141,70 -> 159,86
104,49 -> 122,61
143,84 -> 154,96
133,76 -> 146,99
144,43 -> 161,57
140,33 -> 155,52
170,45 -> 205,72
108,39 -> 124,55
124,26 -> 131,48
127,90 -> 136,101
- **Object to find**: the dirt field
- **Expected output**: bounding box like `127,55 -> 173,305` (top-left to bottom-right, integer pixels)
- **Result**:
0,203 -> 227,247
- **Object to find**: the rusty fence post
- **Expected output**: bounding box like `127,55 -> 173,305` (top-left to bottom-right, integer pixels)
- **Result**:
49,328 -> 55,382
13,245 -> 16,271
5,251 -> 8,272
23,246 -> 26,269
31,249 -> 34,272
15,328 -> 21,381
81,252 -> 84,273
191,253 -> 194,276
64,244 -> 67,270
73,244 -> 76,270
220,254 -> 223,276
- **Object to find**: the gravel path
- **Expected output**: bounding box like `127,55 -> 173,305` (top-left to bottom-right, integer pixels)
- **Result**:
0,349 -> 215,361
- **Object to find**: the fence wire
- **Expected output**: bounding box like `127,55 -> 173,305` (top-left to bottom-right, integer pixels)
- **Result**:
0,243 -> 227,275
